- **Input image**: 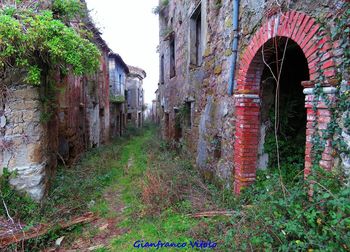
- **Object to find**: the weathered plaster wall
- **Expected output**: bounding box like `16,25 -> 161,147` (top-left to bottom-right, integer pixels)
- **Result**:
109,55 -> 128,138
158,0 -> 237,186
57,47 -> 110,164
126,66 -> 146,128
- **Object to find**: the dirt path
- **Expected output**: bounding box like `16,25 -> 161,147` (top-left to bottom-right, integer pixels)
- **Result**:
59,158 -> 136,251
60,190 -> 126,251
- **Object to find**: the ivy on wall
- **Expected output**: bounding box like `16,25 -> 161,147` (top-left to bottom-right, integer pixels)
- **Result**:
0,0 -> 100,86
311,3 -> 350,178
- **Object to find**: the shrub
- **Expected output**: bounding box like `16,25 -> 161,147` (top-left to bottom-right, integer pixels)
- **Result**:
225,169 -> 350,251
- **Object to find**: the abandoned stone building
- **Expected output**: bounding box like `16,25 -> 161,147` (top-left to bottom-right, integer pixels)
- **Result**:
109,53 -> 129,137
126,66 -> 147,127
0,3 -> 147,201
0,23 -> 111,201
156,0 -> 349,193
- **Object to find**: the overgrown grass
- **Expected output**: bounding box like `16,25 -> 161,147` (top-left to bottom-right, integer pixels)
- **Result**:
108,127 -> 227,251
0,126 -> 147,250
2,124 -> 349,251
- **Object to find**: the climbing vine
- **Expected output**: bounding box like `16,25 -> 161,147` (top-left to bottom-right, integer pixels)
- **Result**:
0,0 -> 100,87
152,0 -> 169,15
310,2 -> 350,185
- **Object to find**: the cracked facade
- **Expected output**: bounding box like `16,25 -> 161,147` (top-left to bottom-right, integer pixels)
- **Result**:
156,0 -> 349,192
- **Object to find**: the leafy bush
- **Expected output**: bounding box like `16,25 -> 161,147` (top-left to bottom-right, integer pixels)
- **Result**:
0,0 -> 100,85
0,168 -> 39,223
225,169 -> 350,251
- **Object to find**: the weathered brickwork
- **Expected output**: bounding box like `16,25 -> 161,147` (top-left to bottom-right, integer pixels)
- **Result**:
157,0 -> 349,192
56,29 -> 111,166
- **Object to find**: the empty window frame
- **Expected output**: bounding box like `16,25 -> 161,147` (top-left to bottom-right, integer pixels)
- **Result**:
160,54 -> 165,84
190,3 -> 202,66
169,35 -> 176,78
184,101 -> 193,128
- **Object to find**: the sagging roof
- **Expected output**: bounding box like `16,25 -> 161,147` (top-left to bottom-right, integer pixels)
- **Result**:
85,20 -> 111,52
128,65 -> 147,80
80,0 -> 110,52
109,53 -> 130,74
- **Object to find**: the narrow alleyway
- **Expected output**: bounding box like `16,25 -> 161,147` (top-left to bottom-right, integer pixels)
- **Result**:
6,124 -> 229,251
2,124 -> 349,251
51,124 -> 231,251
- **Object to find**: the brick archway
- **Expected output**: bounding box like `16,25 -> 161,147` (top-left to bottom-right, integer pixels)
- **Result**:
233,11 -> 337,194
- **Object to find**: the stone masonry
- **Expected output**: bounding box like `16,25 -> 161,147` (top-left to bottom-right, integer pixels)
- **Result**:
0,5 -> 145,201
156,0 -> 349,192
1,81 -> 49,201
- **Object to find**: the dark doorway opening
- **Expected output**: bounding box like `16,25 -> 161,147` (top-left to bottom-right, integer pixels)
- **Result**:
165,112 -> 170,139
174,109 -> 182,141
259,38 -> 309,180
119,112 -> 123,136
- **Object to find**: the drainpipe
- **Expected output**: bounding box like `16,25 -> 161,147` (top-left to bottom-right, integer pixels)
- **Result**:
228,0 -> 240,96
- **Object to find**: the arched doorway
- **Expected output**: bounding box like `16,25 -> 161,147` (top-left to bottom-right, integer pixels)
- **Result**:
233,11 -> 337,194
258,37 -> 309,178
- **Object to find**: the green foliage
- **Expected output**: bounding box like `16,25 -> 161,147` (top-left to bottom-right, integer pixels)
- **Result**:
0,168 -> 39,223
311,2 -> 350,171
109,94 -> 125,103
0,1 -> 100,86
214,0 -> 223,9
152,0 -> 169,15
263,92 -> 306,179
225,169 -> 350,251
331,5 -> 350,69
52,0 -> 85,21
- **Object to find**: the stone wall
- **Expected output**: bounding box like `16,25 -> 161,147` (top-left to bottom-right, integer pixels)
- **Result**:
0,82 -> 49,201
157,0 -> 349,190
0,30 -> 113,202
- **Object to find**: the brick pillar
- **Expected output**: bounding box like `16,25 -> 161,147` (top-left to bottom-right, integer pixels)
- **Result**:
303,83 -> 337,177
233,94 -> 260,194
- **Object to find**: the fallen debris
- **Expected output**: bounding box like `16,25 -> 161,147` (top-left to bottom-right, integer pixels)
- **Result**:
0,212 -> 96,249
189,210 -> 235,218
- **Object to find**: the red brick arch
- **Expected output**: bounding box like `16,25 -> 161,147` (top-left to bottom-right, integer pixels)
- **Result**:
233,11 -> 337,194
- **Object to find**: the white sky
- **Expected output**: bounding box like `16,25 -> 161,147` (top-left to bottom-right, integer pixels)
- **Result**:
85,0 -> 159,106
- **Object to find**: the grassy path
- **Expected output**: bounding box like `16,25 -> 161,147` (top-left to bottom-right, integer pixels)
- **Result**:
4,125 -> 348,251
61,126 -> 222,251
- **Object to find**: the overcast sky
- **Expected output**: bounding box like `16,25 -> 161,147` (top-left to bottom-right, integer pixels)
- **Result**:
85,0 -> 159,106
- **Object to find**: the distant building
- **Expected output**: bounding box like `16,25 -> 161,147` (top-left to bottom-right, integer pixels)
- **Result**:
109,53 -> 129,137
151,89 -> 160,124
126,66 -> 146,127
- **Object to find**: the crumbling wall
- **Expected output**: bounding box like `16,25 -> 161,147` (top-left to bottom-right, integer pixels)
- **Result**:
0,4 -> 114,201
57,49 -> 110,163
0,82 -> 48,201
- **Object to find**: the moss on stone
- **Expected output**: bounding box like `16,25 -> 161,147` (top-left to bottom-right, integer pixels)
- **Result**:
225,49 -> 232,57
225,17 -> 232,28
214,65 -> 222,75
203,47 -> 212,57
